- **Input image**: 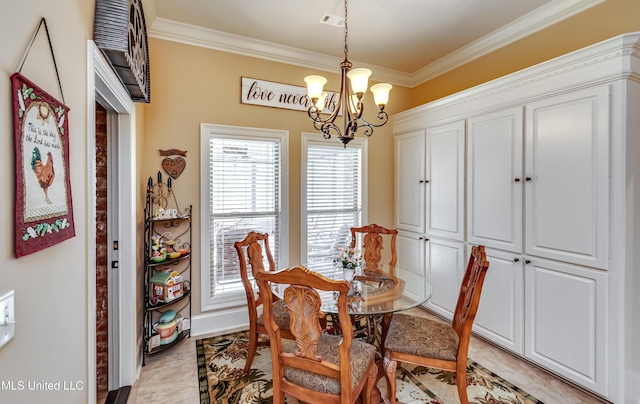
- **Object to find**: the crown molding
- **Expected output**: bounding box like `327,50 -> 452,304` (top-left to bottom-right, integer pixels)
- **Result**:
148,0 -> 603,89
392,31 -> 640,130
411,0 -> 605,86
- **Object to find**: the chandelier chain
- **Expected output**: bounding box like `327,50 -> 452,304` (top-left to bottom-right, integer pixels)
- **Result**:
344,0 -> 349,60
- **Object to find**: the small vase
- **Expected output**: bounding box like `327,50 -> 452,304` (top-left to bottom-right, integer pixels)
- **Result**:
343,267 -> 356,282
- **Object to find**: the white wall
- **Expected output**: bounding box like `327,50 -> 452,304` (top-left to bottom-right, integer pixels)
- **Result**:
0,1 -> 95,403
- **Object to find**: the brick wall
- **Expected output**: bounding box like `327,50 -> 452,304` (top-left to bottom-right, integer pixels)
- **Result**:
95,102 -> 109,394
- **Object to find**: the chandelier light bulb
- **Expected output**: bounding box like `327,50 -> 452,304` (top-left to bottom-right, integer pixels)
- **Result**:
304,75 -> 327,100
346,68 -> 371,94
315,92 -> 328,111
370,83 -> 393,107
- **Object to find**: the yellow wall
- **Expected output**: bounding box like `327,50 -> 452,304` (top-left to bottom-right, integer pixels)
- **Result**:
143,38 -> 411,315
0,1 -> 94,403
410,0 -> 640,107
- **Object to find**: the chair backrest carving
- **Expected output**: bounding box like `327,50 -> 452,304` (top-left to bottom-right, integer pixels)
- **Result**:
350,224 -> 398,270
234,231 -> 275,315
283,285 -> 324,360
452,245 -> 490,342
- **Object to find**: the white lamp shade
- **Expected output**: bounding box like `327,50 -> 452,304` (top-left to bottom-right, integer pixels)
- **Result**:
315,92 -> 328,111
347,68 -> 372,94
370,83 -> 392,106
304,75 -> 327,99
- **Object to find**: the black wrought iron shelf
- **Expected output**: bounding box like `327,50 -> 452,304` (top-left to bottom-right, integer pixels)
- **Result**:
148,215 -> 189,223
146,252 -> 191,267
147,330 -> 190,356
145,289 -> 191,312
143,178 -> 192,366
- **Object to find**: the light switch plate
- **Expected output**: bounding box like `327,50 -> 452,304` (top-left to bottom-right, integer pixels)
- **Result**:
0,290 -> 15,349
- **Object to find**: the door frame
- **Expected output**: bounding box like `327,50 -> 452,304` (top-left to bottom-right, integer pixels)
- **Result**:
87,40 -> 138,401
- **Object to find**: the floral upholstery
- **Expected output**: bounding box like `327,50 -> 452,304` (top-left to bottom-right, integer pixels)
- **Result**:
384,313 -> 459,362
257,299 -> 291,331
283,333 -> 377,395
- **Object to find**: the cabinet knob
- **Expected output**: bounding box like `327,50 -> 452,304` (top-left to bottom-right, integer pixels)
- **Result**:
424,238 -> 429,242
525,177 -> 532,182
525,259 -> 531,264
513,258 -> 519,262
419,180 -> 424,183
425,180 -> 430,183
514,178 -> 520,182
418,236 -> 423,240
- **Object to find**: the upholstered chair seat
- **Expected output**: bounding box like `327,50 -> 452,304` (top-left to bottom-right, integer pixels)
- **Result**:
384,313 -> 459,362
257,299 -> 291,330
284,333 -> 377,395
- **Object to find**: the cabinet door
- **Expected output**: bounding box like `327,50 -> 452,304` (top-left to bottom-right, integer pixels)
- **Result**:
472,247 -> 524,354
394,130 -> 425,233
467,108 -> 523,253
426,120 -> 465,240
424,238 -> 465,319
396,231 -> 427,302
396,230 -> 425,276
525,86 -> 609,268
524,257 -> 607,395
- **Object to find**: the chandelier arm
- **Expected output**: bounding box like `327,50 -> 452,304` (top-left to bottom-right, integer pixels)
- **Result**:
308,104 -> 340,126
356,109 -> 389,127
320,121 -> 340,139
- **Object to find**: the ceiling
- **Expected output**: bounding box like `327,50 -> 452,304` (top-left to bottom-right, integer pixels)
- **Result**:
143,0 -> 602,87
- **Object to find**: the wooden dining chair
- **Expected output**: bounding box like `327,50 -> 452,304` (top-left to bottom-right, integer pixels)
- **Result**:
350,224 -> 398,271
255,265 -> 379,404
382,245 -> 490,404
234,231 -> 294,373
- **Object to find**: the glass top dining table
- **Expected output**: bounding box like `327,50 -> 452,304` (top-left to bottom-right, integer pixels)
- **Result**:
270,263 -> 433,316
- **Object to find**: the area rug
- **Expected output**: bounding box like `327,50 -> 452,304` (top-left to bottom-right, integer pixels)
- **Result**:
196,330 -> 544,404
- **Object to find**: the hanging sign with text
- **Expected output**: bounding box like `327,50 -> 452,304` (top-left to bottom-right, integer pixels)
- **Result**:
241,77 -> 340,115
11,72 -> 75,257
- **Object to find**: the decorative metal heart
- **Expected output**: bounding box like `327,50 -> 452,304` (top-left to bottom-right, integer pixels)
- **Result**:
162,157 -> 186,179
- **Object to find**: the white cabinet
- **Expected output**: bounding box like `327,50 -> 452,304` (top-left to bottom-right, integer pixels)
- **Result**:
393,33 -> 640,402
467,107 -> 523,253
394,130 -> 425,233
472,247 -> 524,354
396,230 -> 425,276
524,257 -> 607,395
426,120 -> 465,241
424,238 -> 465,319
525,87 -> 610,269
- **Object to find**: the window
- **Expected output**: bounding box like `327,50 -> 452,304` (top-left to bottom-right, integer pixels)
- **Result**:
301,133 -> 368,274
200,124 -> 288,310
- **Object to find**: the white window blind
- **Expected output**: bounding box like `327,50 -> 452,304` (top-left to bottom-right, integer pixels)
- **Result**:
302,134 -> 367,274
201,124 -> 288,310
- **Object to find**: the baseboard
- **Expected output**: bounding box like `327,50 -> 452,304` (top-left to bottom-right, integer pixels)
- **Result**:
190,306 -> 250,337
104,386 -> 131,404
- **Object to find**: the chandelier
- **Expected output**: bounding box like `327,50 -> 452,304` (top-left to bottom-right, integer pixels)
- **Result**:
304,0 -> 392,146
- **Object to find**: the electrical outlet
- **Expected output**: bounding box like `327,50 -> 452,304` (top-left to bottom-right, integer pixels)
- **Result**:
0,290 -> 15,349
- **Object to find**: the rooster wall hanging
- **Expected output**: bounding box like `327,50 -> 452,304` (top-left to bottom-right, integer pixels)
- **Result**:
11,18 -> 75,258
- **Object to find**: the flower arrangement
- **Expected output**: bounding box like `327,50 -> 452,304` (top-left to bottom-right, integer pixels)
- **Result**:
333,247 -> 364,270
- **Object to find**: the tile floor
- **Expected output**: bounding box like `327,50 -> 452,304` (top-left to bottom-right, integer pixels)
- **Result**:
123,308 -> 607,404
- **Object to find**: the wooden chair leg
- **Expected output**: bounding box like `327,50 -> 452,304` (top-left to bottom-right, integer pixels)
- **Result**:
362,360 -> 378,404
456,361 -> 469,404
244,329 -> 258,374
383,355 -> 398,404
